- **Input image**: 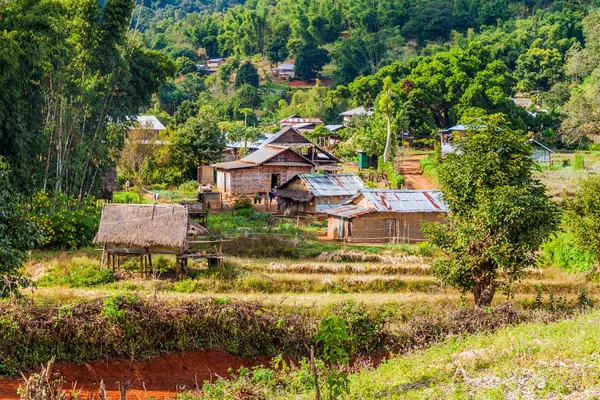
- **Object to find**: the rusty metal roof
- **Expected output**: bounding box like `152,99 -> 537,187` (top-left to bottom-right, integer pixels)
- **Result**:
324,205 -> 373,218
298,174 -> 364,197
352,190 -> 449,213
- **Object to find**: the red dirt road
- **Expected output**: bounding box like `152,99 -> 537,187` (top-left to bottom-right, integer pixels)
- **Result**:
0,350 -> 271,399
398,154 -> 436,190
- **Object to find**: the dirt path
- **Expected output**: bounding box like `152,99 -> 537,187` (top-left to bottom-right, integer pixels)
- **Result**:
398,154 -> 436,190
0,349 -> 271,400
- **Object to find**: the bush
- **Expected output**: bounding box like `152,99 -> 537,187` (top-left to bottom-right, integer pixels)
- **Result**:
28,192 -> 100,249
573,154 -> 585,170
234,197 -> 253,210
394,174 -> 405,189
38,258 -> 114,288
419,155 -> 438,182
113,191 -> 144,204
542,231 -> 595,273
179,180 -> 199,193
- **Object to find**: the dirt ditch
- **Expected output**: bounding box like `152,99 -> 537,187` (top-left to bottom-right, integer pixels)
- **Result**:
0,349 -> 390,400
0,349 -> 272,399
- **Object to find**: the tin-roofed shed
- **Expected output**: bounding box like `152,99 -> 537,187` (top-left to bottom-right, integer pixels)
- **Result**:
276,173 -> 364,216
325,190 -> 448,243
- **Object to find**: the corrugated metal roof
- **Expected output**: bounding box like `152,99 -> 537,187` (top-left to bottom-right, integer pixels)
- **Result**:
275,63 -> 295,71
340,107 -> 373,117
242,146 -> 287,164
299,174 -> 364,197
324,205 -> 373,218
354,190 -> 449,213
134,115 -> 166,130
211,160 -> 254,170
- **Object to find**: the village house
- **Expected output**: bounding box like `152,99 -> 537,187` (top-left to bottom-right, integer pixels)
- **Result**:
261,126 -> 339,169
340,107 -> 373,125
273,63 -> 295,78
206,58 -> 227,68
212,146 -> 315,197
129,115 -> 166,137
325,189 -> 449,243
276,173 -> 364,216
439,125 -> 554,163
279,114 -> 325,131
224,133 -> 275,161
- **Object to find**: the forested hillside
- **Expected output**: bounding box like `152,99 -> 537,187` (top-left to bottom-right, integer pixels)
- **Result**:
3,0 -> 600,200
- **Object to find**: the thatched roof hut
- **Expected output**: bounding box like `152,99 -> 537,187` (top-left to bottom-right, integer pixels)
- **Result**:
94,204 -> 189,254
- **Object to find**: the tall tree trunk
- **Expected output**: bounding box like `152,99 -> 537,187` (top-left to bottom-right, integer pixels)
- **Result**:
473,270 -> 496,308
383,114 -> 392,163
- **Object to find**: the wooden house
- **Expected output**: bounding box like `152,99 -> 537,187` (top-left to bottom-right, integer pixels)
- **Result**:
94,204 -> 220,276
340,107 -> 373,125
276,173 -> 364,216
99,168 -> 122,202
261,126 -> 339,169
206,58 -> 227,68
325,190 -> 448,243
279,115 -> 324,129
273,63 -> 295,78
212,146 -> 315,196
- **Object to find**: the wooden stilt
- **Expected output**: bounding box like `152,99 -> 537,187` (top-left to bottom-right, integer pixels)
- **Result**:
148,254 -> 153,275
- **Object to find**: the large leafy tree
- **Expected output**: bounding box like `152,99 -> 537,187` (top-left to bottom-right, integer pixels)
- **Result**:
423,114 -> 558,308
514,47 -> 564,92
0,160 -> 43,298
295,43 -> 330,82
175,106 -> 226,176
235,61 -> 260,88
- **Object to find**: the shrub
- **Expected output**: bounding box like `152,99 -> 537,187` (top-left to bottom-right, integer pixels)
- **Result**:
179,180 -> 199,193
394,174 -> 405,189
419,155 -> 438,182
542,231 -> 595,273
113,191 -> 145,204
38,259 -> 114,288
234,197 -> 253,210
28,191 -> 100,249
573,154 -> 585,170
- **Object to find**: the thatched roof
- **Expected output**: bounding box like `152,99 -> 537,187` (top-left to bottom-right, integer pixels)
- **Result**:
94,204 -> 189,252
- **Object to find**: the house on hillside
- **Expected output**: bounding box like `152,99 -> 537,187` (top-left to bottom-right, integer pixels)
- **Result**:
128,115 -> 166,137
279,115 -> 324,130
340,107 -> 373,125
196,64 -> 216,74
206,58 -> 227,68
439,125 -> 554,163
273,63 -> 295,78
325,190 -> 448,243
260,126 -> 339,170
276,173 -> 364,216
211,146 -> 315,197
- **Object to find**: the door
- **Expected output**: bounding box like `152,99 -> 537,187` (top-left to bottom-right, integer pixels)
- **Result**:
271,173 -> 281,189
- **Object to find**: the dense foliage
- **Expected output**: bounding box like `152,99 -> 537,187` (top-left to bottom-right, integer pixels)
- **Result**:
0,161 -> 42,297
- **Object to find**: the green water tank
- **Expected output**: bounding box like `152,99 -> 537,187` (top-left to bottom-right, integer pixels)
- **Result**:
358,151 -> 369,169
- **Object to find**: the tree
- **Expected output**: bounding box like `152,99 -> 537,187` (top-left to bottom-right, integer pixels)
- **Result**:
401,1 -> 455,44
564,176 -> 600,268
295,43 -> 330,82
0,159 -> 42,297
266,37 -> 289,65
235,61 -> 260,88
423,114 -> 558,308
175,107 -> 226,176
377,77 -> 399,163
514,47 -> 564,92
